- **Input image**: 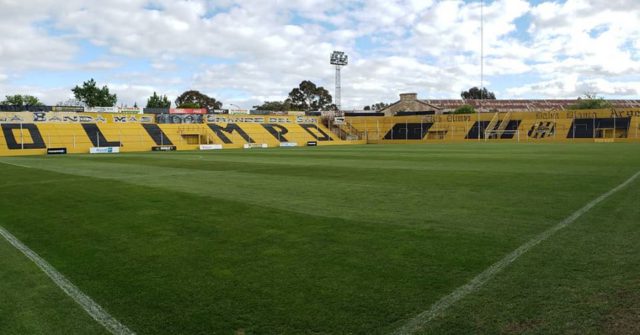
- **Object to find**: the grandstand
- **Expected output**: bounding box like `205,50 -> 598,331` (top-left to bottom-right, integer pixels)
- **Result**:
344,108 -> 640,143
3,107 -> 640,156
0,111 -> 355,156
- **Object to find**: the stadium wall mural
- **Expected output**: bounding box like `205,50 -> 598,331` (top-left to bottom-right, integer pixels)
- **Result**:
0,112 -> 349,156
2,109 -> 640,156
345,108 -> 640,143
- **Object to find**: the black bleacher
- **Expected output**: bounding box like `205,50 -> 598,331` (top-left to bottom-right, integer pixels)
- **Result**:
465,121 -> 491,139
142,123 -> 173,145
395,111 -> 435,116
567,117 -> 631,138
383,123 -> 434,140
465,120 -> 522,139
344,112 -> 384,117
143,108 -> 170,114
0,105 -> 52,112
81,123 -> 121,147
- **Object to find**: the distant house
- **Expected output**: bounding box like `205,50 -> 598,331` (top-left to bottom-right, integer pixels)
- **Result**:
379,93 -> 439,116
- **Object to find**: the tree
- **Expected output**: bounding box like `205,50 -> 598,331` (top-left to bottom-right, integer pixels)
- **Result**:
364,102 -> 389,111
175,90 -> 222,110
71,78 -> 117,107
567,92 -> 612,110
1,95 -> 44,106
288,80 -> 333,111
461,87 -> 496,100
371,102 -> 389,110
453,104 -> 475,114
177,102 -> 201,108
146,92 -> 171,108
253,100 -> 292,111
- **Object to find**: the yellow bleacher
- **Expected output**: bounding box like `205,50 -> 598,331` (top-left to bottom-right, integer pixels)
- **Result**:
346,109 -> 640,143
4,108 -> 638,156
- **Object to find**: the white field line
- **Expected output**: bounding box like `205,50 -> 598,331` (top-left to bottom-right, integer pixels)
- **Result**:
0,226 -> 135,335
0,179 -> 82,189
1,158 -> 200,181
392,170 -> 640,335
0,160 -> 32,169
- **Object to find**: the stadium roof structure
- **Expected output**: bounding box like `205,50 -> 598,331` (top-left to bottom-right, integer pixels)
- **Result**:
421,99 -> 640,112
379,93 -> 640,115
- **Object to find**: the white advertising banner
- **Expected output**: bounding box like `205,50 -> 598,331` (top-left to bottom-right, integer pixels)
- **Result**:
229,109 -> 250,115
279,142 -> 298,147
87,107 -> 119,113
118,107 -> 143,114
199,144 -> 223,150
89,147 -> 120,154
243,143 -> 268,149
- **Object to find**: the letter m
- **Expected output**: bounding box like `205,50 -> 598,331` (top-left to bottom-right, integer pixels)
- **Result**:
207,123 -> 255,144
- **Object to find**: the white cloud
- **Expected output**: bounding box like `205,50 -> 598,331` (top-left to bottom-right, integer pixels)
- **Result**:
528,0 -> 640,77
0,0 -> 639,107
107,83 -> 164,107
0,84 -> 74,104
0,6 -> 77,71
507,75 -> 640,98
82,60 -> 123,70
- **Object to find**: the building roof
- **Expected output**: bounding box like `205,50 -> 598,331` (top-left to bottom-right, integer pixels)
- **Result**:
420,99 -> 640,112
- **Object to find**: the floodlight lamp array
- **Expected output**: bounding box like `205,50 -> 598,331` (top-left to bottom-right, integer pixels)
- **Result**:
330,51 -> 348,66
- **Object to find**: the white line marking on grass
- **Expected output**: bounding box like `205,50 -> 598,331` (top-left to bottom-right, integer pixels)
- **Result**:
0,226 -> 135,335
0,160 -> 32,169
0,179 -> 82,189
392,170 -> 640,335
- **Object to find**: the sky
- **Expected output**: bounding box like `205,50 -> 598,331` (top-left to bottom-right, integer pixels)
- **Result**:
1,0 -> 639,109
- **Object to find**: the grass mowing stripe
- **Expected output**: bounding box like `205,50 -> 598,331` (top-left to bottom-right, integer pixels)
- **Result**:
392,169 -> 640,335
0,160 -> 32,169
0,179 -> 83,189
0,226 -> 135,335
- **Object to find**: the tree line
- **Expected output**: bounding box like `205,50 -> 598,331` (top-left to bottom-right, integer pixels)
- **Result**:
0,81 -> 611,112
0,78 -> 340,111
0,79 -> 224,110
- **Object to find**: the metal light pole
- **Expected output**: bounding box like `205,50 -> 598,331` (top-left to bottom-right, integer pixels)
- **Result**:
480,0 -> 484,103
330,51 -> 348,111
477,0 -> 485,140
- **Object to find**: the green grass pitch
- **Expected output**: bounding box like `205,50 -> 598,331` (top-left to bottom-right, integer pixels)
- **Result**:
1,143 -> 639,334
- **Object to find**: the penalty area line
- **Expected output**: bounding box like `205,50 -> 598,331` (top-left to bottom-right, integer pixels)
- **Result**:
392,170 -> 640,335
0,160 -> 32,169
0,226 -> 135,335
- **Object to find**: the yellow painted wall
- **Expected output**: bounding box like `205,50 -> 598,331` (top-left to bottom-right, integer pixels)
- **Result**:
4,109 -> 639,156
0,112 -> 348,156
346,109 -> 640,143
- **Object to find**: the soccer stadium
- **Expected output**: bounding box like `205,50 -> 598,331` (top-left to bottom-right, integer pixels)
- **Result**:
2,1 -> 640,335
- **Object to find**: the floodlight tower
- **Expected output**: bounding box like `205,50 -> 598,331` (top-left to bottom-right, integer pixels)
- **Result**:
480,0 -> 484,103
330,51 -> 348,111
